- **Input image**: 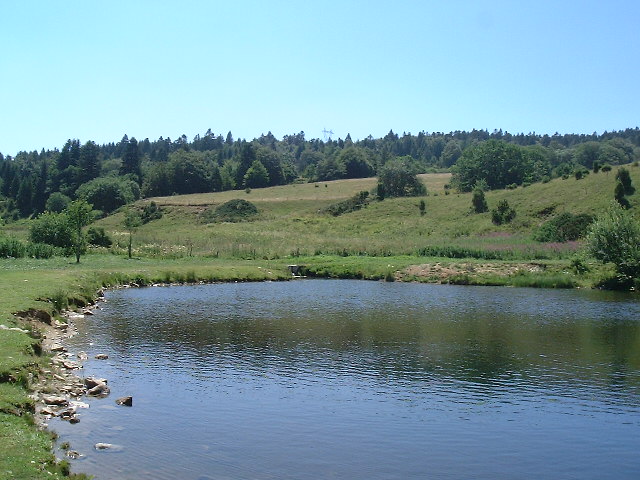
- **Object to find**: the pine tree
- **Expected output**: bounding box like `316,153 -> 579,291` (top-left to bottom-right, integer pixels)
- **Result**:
79,140 -> 101,183
120,137 -> 141,181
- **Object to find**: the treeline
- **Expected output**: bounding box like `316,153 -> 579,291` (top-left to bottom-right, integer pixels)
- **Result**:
1,127 -> 640,220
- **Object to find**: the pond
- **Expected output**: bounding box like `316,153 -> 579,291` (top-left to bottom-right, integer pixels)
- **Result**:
54,280 -> 640,479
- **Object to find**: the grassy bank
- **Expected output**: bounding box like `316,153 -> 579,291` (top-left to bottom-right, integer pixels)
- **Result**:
0,256 -> 292,480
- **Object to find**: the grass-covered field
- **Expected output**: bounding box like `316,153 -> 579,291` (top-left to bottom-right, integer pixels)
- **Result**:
87,168 -> 640,259
0,166 -> 639,478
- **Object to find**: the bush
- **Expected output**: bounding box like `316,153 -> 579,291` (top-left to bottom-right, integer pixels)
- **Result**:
87,227 -> 113,247
615,180 -> 631,209
76,176 -> 140,213
322,191 -> 370,216
30,211 -> 74,250
615,167 -> 635,195
574,168 -> 589,180
141,201 -> 162,223
452,140 -> 547,191
45,192 -> 71,213
0,237 -> 57,258
376,158 -> 426,198
471,187 -> 488,213
201,199 -> 259,223
533,213 -> 594,242
491,200 -> 516,225
586,203 -> 640,278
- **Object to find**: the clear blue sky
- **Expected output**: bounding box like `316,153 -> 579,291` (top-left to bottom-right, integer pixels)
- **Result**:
1,0 -> 639,155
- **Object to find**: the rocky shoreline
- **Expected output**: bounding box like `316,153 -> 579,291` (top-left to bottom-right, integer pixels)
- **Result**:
26,290 -> 132,462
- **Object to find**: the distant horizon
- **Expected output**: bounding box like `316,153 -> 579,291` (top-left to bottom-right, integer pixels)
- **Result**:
4,124 -> 640,157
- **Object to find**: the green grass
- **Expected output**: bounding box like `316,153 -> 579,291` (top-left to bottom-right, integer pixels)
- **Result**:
0,255 -> 294,479
76,166 -> 639,260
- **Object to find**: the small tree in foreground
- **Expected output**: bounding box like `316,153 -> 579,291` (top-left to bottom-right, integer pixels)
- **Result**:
123,208 -> 142,259
66,200 -> 93,263
586,203 -> 640,279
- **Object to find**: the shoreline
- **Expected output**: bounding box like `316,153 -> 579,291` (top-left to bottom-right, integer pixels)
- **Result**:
0,254 -> 629,479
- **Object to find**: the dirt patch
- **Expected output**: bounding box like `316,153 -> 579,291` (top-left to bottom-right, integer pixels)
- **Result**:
397,262 -> 545,283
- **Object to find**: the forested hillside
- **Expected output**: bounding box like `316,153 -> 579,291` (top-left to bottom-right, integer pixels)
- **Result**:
1,127 -> 639,221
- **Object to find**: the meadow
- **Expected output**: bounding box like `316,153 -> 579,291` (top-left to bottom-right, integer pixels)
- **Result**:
88,169 -> 638,261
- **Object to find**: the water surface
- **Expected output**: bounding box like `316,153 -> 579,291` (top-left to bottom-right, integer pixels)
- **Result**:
55,280 -> 640,479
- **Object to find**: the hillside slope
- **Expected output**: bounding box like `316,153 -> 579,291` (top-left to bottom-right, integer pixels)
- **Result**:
94,168 -> 639,259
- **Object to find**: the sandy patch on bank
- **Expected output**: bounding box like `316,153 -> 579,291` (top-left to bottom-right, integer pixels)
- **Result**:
397,262 -> 545,283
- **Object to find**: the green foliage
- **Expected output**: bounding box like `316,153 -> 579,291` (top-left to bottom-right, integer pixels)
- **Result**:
202,199 -> 259,223
141,201 -> 163,223
87,226 -> 113,247
452,140 -> 548,191
124,209 -> 143,230
377,158 -> 426,198
614,180 -> 631,209
124,208 -> 143,259
419,199 -> 426,216
586,203 -> 640,278
337,147 -> 374,179
533,213 -> 594,242
615,167 -> 635,195
119,136 -> 141,181
471,187 -> 488,213
322,191 -> 370,216
256,147 -> 286,186
243,159 -> 270,188
440,140 -> 462,167
66,199 -> 93,263
491,199 -> 516,225
574,167 -> 589,180
76,176 -> 140,213
29,212 -> 74,250
45,192 -> 71,213
416,245 -> 509,260
0,237 -> 57,258
570,254 -> 590,275
316,156 -> 346,181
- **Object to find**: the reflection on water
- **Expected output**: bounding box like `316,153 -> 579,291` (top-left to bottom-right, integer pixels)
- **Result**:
55,281 -> 640,479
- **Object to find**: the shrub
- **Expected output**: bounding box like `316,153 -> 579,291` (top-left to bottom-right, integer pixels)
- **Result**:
376,158 -> 426,198
76,176 -> 140,213
87,227 -> 113,248
615,167 -> 635,195
471,187 -> 488,213
419,199 -> 426,216
30,211 -> 74,250
615,180 -> 631,209
201,199 -> 259,223
574,168 -> 589,180
141,201 -> 162,223
491,200 -> 516,225
533,213 -> 594,242
0,237 -> 57,258
45,192 -> 71,213
322,191 -> 370,216
586,203 -> 640,278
